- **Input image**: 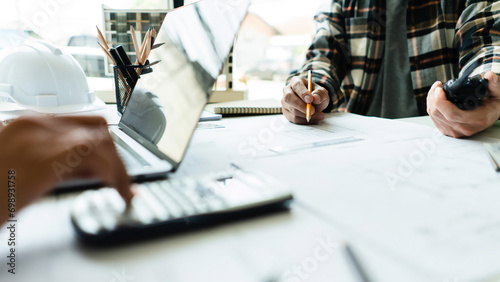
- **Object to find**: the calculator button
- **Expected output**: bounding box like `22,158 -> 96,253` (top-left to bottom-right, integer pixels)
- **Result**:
181,183 -> 209,213
72,192 -> 92,215
89,190 -> 119,231
101,188 -> 126,214
148,181 -> 184,218
129,195 -> 156,224
195,182 -> 227,212
72,195 -> 102,234
137,184 -> 170,221
211,179 -> 262,206
75,214 -> 102,235
162,181 -> 197,216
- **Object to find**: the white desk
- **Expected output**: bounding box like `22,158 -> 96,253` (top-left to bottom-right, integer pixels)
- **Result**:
400,116 -> 500,139
1,111 -> 500,282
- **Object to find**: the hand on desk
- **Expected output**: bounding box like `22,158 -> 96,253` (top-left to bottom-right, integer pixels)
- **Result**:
282,76 -> 330,124
0,116 -> 133,224
427,71 -> 500,138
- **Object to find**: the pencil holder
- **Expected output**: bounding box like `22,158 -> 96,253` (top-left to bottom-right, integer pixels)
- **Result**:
113,64 -> 153,114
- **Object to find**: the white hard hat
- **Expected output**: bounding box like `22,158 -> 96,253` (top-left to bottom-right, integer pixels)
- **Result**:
0,40 -> 105,113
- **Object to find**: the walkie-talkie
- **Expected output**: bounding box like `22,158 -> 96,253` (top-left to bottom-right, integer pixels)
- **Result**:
442,59 -> 489,110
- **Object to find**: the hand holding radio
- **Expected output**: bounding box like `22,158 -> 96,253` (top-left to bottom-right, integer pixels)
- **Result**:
427,66 -> 500,138
442,59 -> 490,110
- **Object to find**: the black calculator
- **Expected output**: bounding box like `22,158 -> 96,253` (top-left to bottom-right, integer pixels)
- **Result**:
71,169 -> 293,245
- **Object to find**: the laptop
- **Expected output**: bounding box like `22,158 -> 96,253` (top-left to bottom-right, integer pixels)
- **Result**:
69,0 -> 293,244
56,0 -> 250,191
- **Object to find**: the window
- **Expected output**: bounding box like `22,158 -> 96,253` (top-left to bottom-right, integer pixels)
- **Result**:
0,0 -> 176,103
0,0 -> 321,101
186,0 -> 322,100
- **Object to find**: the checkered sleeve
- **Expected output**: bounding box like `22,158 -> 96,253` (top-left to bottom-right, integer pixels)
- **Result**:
286,0 -> 349,112
455,1 -> 500,76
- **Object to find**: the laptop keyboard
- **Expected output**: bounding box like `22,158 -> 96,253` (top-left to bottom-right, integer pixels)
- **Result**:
70,170 -> 293,242
115,143 -> 143,170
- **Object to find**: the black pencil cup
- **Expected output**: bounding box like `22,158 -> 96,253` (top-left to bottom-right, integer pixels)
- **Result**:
113,64 -> 153,114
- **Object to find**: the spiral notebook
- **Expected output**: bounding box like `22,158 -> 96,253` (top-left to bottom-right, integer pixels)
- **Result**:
204,99 -> 282,115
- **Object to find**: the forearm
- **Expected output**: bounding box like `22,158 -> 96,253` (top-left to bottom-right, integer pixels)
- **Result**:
287,0 -> 348,112
456,1 -> 500,76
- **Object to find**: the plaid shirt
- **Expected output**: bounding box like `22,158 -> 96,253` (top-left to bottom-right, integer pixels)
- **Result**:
288,0 -> 500,115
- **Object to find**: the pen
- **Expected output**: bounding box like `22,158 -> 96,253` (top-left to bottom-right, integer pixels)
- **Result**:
151,28 -> 157,46
145,60 -> 161,67
116,45 -> 139,83
152,42 -> 165,50
306,70 -> 312,123
344,243 -> 372,282
109,47 -> 135,87
98,42 -> 130,92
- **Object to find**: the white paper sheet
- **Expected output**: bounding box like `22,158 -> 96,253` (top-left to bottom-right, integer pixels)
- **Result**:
234,113 -> 500,281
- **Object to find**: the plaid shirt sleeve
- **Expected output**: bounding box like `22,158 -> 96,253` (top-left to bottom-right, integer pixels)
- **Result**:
286,0 -> 348,113
455,1 -> 500,77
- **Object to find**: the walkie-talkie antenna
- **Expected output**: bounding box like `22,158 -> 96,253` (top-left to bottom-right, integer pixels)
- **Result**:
449,58 -> 483,93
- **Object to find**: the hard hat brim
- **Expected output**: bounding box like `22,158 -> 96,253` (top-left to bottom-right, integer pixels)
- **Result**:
13,96 -> 107,114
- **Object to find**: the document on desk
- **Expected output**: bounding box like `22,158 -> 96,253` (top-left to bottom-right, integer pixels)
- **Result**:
267,113 -> 437,154
234,113 -> 500,281
179,112 -> 445,178
191,113 -> 434,158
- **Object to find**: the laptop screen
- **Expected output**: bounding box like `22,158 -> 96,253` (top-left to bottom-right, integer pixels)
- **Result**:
119,0 -> 249,165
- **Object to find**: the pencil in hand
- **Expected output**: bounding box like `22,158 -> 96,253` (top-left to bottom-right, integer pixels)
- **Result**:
306,70 -> 312,123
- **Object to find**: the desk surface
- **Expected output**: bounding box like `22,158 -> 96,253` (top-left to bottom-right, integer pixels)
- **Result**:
400,116 -> 500,139
1,111 -> 500,282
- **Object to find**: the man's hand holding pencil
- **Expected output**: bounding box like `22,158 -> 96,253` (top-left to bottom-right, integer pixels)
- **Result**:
282,70 -> 330,125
